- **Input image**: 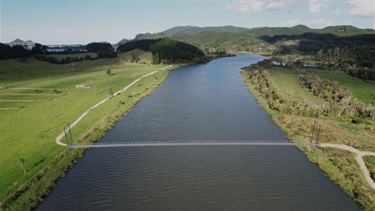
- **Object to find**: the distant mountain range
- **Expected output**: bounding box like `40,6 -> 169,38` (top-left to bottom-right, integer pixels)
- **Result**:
120,25 -> 375,54
5,25 -> 375,48
127,24 -> 375,44
7,39 -> 35,47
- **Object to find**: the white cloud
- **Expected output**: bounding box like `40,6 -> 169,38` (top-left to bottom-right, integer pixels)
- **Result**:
226,0 -> 298,13
309,18 -> 333,27
308,0 -> 328,13
226,0 -> 264,12
332,8 -> 342,15
276,18 -> 333,28
344,0 -> 375,17
265,1 -> 294,11
277,19 -> 302,27
226,0 -> 330,13
192,0 -> 215,3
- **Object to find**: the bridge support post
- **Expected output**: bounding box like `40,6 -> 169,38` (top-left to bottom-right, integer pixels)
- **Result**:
310,121 -> 321,147
316,124 -> 321,147
64,123 -> 73,152
310,121 -> 316,144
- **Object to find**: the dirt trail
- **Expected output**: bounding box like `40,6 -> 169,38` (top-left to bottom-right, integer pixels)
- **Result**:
55,65 -> 172,146
319,143 -> 375,190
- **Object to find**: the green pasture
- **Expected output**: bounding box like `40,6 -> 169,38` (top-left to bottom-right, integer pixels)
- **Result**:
267,67 -> 375,106
267,67 -> 326,104
0,54 -> 173,203
314,70 -> 375,106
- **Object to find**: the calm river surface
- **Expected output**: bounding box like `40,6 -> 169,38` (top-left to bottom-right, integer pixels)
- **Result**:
38,54 -> 361,210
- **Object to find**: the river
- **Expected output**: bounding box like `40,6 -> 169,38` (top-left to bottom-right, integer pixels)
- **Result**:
37,54 -> 361,210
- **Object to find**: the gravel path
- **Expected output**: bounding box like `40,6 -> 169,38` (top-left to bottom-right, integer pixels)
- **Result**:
319,143 -> 375,190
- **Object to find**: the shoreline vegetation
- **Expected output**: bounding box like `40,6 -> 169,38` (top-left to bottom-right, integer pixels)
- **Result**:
241,60 -> 375,209
0,54 -> 181,210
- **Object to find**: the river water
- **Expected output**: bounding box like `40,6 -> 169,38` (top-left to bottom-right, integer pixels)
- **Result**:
37,54 -> 361,210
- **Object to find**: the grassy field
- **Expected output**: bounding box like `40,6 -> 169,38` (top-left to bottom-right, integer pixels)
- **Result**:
314,70 -> 375,106
118,50 -> 152,64
242,67 -> 375,209
0,54 -> 177,209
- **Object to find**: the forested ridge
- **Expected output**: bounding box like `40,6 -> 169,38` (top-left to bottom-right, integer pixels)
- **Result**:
117,38 -> 206,64
266,33 -> 375,80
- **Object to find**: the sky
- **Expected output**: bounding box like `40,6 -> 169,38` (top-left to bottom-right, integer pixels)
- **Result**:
1,0 -> 374,44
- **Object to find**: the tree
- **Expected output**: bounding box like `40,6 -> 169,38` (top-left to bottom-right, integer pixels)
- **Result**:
19,158 -> 27,174
106,68 -> 111,76
31,43 -> 47,55
84,54 -> 92,60
131,53 -> 139,62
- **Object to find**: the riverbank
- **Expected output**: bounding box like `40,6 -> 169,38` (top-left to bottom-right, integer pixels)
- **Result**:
0,56 -> 179,210
241,64 -> 375,209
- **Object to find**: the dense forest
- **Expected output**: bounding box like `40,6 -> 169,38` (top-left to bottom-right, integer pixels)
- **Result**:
264,33 -> 375,80
117,38 -> 206,64
86,42 -> 117,58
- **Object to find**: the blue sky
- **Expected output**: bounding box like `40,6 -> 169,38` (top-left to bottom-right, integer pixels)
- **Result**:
1,0 -> 374,44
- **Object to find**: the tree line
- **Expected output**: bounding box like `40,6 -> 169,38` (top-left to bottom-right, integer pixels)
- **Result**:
0,43 -> 46,59
0,42 -> 117,61
86,42 -> 117,58
117,38 -> 206,64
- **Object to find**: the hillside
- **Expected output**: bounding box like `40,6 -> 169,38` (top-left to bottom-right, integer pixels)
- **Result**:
122,25 -> 375,56
248,25 -> 314,37
117,38 -> 206,64
128,25 -> 375,44
134,25 -> 250,40
172,31 -> 267,54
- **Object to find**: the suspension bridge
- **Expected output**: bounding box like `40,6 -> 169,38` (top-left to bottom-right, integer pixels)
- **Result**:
59,122 -> 375,190
68,140 -> 319,149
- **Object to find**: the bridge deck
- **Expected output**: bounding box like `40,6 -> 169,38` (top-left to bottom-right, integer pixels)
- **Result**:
69,141 -> 318,148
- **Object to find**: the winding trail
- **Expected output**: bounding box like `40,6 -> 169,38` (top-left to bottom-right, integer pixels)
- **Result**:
55,65 -> 173,147
319,143 -> 375,190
